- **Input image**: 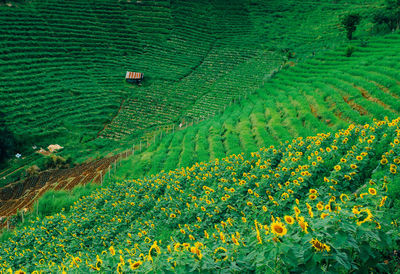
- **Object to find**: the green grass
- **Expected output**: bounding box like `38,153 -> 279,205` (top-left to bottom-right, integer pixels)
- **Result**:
0,0 -> 379,179
112,31 -> 400,181
1,117 -> 399,272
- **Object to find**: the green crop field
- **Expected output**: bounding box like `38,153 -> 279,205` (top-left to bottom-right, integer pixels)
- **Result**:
0,0 -> 400,272
2,118 -> 400,272
115,32 -> 400,180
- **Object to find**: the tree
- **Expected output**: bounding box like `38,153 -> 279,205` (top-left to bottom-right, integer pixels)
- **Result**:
342,13 -> 361,40
0,112 -> 16,164
373,0 -> 400,32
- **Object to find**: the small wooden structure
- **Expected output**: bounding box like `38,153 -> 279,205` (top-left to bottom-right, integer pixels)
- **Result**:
125,71 -> 144,84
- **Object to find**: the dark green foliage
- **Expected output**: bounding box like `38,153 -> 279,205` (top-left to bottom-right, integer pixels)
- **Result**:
345,45 -> 355,57
25,165 -> 40,177
342,13 -> 361,40
44,155 -> 70,169
0,123 -> 16,164
373,0 -> 400,32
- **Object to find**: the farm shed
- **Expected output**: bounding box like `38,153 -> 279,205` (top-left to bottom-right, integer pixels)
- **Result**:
125,71 -> 144,84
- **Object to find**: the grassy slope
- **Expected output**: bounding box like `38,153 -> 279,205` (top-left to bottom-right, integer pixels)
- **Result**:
1,117 -> 399,272
0,0 -> 375,179
115,32 -> 400,181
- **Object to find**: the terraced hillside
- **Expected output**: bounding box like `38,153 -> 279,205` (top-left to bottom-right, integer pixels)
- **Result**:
1,117 -> 399,272
116,33 -> 400,180
0,0 -> 374,149
1,1 -> 400,272
0,154 -> 122,218
0,0 -> 380,217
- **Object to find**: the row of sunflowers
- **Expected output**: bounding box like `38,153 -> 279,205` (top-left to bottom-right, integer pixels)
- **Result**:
1,117 -> 399,272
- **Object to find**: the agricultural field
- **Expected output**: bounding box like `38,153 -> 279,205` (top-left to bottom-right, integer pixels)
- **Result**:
116,32 -> 400,180
1,0 -> 400,272
0,154 -> 121,220
0,0 -> 378,228
1,118 -> 400,272
0,0 -> 373,163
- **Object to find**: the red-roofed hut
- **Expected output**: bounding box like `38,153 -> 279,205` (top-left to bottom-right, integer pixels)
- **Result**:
125,71 -> 143,84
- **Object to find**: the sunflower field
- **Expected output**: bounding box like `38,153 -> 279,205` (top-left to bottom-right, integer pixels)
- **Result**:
1,117 -> 399,273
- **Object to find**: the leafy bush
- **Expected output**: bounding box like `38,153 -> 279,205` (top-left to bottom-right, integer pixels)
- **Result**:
373,0 -> 400,32
345,45 -> 355,57
44,155 -> 70,169
25,165 -> 40,177
341,13 -> 361,40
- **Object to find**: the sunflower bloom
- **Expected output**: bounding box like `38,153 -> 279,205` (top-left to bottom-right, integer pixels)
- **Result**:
310,238 -> 331,252
284,215 -> 295,225
379,196 -> 387,207
309,194 -> 317,200
270,221 -> 287,237
356,208 -> 373,226
297,216 -> 309,233
321,213 -> 329,219
128,260 -> 142,270
294,206 -> 301,217
368,188 -> 377,195
340,194 -> 349,203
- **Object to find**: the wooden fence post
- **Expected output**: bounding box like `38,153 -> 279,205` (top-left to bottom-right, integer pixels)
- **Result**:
100,170 -> 103,186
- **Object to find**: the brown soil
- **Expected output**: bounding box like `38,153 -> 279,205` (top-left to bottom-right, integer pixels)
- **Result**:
0,154 -> 123,222
353,84 -> 396,113
342,95 -> 368,116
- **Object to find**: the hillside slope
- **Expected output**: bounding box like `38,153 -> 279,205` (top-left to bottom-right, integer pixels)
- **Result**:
116,32 -> 400,180
1,117 -> 399,272
0,0 -> 375,152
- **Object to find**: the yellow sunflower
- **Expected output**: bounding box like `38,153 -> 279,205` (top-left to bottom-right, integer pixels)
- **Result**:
284,215 -> 295,225
109,246 -> 116,256
321,213 -> 329,219
129,260 -> 142,270
310,238 -> 331,252
309,194 -> 317,200
340,194 -> 349,203
294,206 -> 301,216
297,216 -> 309,233
270,221 -> 287,237
368,188 -> 377,195
309,189 -> 318,194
